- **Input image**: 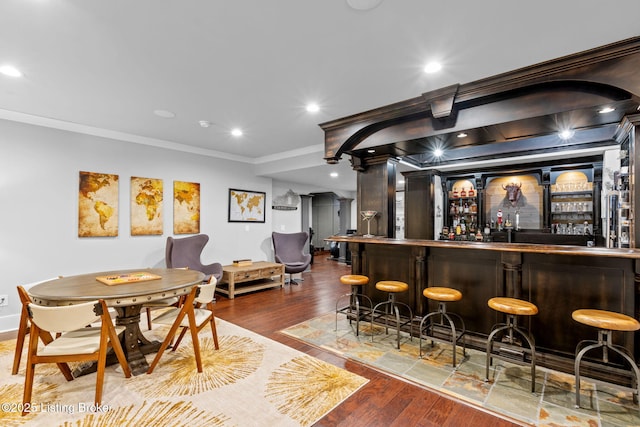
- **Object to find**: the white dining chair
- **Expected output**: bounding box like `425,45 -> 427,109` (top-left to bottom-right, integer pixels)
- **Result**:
22,299 -> 131,416
146,276 -> 219,374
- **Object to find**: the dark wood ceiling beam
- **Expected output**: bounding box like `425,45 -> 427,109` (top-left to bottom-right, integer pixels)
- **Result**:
320,37 -> 640,167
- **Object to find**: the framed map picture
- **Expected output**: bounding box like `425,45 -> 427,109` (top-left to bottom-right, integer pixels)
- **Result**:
228,188 -> 266,223
130,177 -> 163,235
173,181 -> 200,234
78,171 -> 119,237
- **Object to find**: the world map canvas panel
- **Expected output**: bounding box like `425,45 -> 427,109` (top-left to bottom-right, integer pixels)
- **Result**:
131,177 -> 163,235
228,189 -> 266,223
173,180 -> 200,234
78,171 -> 119,237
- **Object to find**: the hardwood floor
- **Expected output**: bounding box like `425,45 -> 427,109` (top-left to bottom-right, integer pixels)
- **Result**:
213,253 -> 522,427
2,254 -> 522,427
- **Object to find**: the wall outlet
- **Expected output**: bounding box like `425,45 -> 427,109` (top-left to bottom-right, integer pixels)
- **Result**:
0,295 -> 7,306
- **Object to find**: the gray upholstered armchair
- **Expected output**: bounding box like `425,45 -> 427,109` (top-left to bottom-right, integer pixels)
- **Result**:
165,234 -> 223,282
272,231 -> 312,284
145,234 -> 223,330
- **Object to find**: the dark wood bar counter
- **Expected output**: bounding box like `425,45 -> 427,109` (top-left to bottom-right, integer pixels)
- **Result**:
327,235 -> 640,377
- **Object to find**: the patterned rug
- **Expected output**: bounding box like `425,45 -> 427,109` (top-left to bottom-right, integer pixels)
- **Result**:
1,318 -> 368,426
281,312 -> 640,427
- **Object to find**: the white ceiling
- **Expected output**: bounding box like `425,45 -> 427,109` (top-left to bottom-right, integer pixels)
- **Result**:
1,1 -> 639,192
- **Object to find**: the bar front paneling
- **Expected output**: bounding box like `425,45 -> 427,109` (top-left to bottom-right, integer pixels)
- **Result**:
337,235 -> 640,377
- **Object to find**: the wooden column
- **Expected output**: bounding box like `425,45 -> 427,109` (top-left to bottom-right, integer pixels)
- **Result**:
356,155 -> 397,238
404,170 -> 439,239
338,197 -> 353,262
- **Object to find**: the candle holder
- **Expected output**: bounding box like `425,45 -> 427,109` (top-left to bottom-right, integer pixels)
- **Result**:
360,210 -> 378,237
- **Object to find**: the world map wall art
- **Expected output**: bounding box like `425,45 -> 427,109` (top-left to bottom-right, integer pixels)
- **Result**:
228,188 -> 266,223
78,171 -> 119,237
130,177 -> 163,235
173,180 -> 201,234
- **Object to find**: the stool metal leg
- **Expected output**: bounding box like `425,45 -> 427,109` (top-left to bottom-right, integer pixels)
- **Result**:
485,314 -> 536,392
575,329 -> 640,408
419,302 -> 466,367
335,285 -> 372,336
371,294 -> 413,350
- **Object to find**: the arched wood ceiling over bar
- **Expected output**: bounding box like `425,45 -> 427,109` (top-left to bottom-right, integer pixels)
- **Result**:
320,37 -> 640,171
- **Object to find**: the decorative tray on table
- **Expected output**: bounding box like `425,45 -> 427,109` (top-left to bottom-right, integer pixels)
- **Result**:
96,272 -> 162,285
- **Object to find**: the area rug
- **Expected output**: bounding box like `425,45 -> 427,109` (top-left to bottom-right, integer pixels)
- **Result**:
281,312 -> 640,427
1,318 -> 368,427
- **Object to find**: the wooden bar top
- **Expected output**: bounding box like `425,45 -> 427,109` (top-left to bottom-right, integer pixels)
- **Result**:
325,235 -> 640,259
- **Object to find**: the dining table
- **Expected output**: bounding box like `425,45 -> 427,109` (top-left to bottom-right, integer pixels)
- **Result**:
28,267 -> 204,376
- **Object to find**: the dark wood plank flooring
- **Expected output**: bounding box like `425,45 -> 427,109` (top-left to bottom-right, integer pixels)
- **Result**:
2,253 -> 523,426
212,253 -> 522,427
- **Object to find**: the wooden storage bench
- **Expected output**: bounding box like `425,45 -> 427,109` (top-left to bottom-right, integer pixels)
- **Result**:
217,261 -> 285,299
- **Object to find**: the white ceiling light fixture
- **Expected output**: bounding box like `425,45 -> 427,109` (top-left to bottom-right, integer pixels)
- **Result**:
346,0 -> 383,11
153,109 -> 175,119
0,64 -> 22,77
559,129 -> 575,140
434,148 -> 444,157
423,61 -> 442,74
457,132 -> 467,138
198,120 -> 212,128
231,128 -> 243,137
306,103 -> 320,113
330,172 -> 339,178
598,107 -> 615,114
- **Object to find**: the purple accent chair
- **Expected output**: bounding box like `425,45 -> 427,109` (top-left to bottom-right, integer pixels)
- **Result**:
165,234 -> 223,282
146,234 -> 223,330
272,231 -> 312,284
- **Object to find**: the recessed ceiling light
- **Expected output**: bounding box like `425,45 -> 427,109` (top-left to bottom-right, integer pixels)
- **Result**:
367,149 -> 376,154
198,120 -> 212,128
598,107 -> 615,114
423,61 -> 442,74
153,109 -> 175,118
559,129 -> 575,140
457,132 -> 467,138
0,65 -> 22,77
330,172 -> 339,178
434,148 -> 444,157
231,128 -> 243,137
346,0 -> 383,10
306,103 -> 320,113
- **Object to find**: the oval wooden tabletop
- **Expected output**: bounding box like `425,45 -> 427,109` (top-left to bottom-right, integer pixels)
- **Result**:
28,268 -> 204,307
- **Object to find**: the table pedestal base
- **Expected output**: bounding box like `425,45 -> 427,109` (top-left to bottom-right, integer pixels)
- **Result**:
72,304 -> 161,377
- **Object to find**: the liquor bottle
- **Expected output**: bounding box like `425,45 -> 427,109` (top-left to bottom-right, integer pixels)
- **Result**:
468,187 -> 475,197
470,200 -> 477,214
460,187 -> 467,198
463,202 -> 469,214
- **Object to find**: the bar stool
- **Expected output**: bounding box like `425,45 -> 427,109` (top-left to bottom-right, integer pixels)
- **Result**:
572,309 -> 640,408
335,274 -> 373,336
419,287 -> 466,368
371,280 -> 413,350
486,297 -> 538,392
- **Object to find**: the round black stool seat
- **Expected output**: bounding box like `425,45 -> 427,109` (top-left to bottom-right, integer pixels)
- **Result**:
371,281 -> 413,350
486,297 -> 538,393
419,287 -> 466,368
335,275 -> 372,336
572,309 -> 640,408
